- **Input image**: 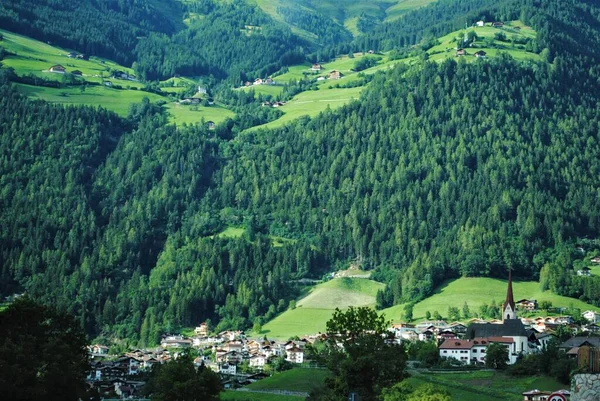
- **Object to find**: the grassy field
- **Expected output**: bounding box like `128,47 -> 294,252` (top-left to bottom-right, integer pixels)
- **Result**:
426,22 -> 540,63
260,278 -> 383,338
166,102 -> 234,125
0,29 -> 136,85
381,277 -> 600,322
250,85 -> 363,131
407,370 -> 567,401
15,83 -> 164,116
247,368 -> 329,393
221,391 -> 304,401
2,28 -> 235,124
15,83 -> 234,124
385,0 -> 438,20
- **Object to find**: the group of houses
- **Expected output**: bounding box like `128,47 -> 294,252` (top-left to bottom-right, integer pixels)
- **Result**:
455,49 -> 487,58
432,272 -> 600,367
245,77 -> 275,87
310,64 -> 344,80
48,64 -> 82,76
85,325 -> 317,397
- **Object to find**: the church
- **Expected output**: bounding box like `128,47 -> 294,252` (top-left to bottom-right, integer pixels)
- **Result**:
465,270 -> 534,363
439,271 -> 535,365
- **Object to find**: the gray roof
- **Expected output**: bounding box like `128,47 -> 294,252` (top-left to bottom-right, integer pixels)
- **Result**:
559,337 -> 600,349
466,319 -> 529,339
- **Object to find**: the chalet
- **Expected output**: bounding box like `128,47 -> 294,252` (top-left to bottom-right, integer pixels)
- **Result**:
249,353 -> 267,368
516,299 -> 538,311
583,323 -> 600,334
448,323 -> 468,335
577,267 -> 591,276
264,78 -> 274,85
49,65 -> 66,73
272,101 -> 285,107
559,337 -> 600,353
195,322 -> 209,337
181,97 -> 201,105
262,101 -> 272,107
206,121 -> 216,130
456,49 -> 466,56
253,78 -> 263,85
90,344 -> 110,355
522,389 -> 553,401
416,320 -> 448,330
438,330 -> 459,341
311,63 -> 323,71
474,50 -> 487,58
329,70 -> 342,80
219,363 -> 237,375
71,70 -> 83,76
419,329 -> 435,342
476,21 -> 485,27
591,257 -> 600,264
583,310 -> 600,323
285,346 -> 304,364
492,22 -> 505,28
160,335 -> 192,348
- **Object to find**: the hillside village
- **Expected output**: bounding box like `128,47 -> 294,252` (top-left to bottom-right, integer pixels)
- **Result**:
85,274 -> 600,399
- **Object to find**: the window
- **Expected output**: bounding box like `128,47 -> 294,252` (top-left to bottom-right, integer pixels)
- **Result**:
472,349 -> 477,353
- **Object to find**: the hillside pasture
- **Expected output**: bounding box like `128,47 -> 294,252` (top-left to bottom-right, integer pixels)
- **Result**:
259,278 -> 383,339
246,368 -> 329,393
382,277 -> 600,322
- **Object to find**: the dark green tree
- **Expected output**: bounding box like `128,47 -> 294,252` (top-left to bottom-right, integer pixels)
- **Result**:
313,307 -> 407,401
485,343 -> 509,370
143,351 -> 221,401
0,297 -> 90,401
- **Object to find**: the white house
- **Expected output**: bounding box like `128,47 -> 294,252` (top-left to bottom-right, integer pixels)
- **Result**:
439,337 -> 517,365
285,347 -> 304,364
249,354 -> 267,369
583,310 -> 600,323
476,20 -> 485,27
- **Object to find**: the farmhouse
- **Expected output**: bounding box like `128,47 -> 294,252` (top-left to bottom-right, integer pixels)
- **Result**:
253,78 -> 263,85
577,267 -> 591,276
285,346 -> 304,364
456,49 -> 466,56
311,63 -> 323,71
329,70 -> 343,80
474,50 -> 487,58
195,322 -> 209,337
516,299 -> 538,311
49,65 -> 66,73
583,310 -> 600,323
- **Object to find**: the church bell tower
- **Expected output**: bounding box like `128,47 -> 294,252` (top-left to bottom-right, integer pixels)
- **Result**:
503,269 -> 516,322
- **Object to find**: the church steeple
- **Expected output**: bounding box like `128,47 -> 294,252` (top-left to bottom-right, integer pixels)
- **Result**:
503,269 -> 516,321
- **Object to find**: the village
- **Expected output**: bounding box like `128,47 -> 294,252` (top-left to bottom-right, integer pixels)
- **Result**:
85,274 -> 600,400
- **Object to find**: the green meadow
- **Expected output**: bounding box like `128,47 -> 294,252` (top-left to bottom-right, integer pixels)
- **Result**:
259,278 -> 383,339
260,275 -> 600,339
247,368 -> 329,393
249,85 -> 363,131
1,28 -> 236,124
382,277 -> 600,322
221,392 -> 304,401
407,370 -> 567,401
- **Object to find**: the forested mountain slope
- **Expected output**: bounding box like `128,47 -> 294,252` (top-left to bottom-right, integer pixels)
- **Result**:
1,0 -> 600,343
0,0 -> 183,65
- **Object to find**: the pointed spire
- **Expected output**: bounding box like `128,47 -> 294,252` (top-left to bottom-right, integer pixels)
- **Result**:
504,269 -> 515,318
